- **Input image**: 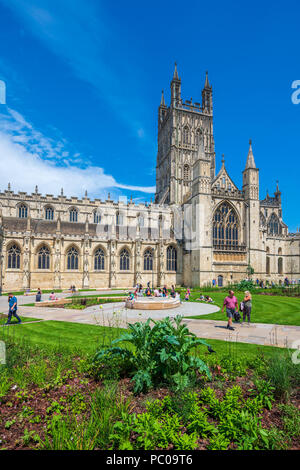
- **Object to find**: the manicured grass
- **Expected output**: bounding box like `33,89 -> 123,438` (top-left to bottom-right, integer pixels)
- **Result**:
0,314 -> 41,325
0,318 -> 285,357
184,290 -> 300,326
0,320 -> 125,354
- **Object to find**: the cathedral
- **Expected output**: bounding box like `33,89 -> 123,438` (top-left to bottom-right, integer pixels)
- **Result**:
0,64 -> 299,291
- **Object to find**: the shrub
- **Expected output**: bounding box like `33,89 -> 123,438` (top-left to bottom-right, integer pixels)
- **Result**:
94,316 -> 211,394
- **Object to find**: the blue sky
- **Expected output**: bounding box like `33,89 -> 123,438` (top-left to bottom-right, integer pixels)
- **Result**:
0,0 -> 299,230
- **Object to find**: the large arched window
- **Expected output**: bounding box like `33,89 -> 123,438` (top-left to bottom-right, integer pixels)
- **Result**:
166,246 -> 177,271
38,245 -> 50,269
120,249 -> 130,271
69,208 -> 78,223
7,244 -> 21,269
278,257 -> 283,274
268,213 -> 281,235
94,248 -> 105,271
18,204 -> 28,219
144,249 -> 153,271
45,206 -> 54,220
67,247 -> 79,270
183,126 -> 190,144
213,202 -> 239,248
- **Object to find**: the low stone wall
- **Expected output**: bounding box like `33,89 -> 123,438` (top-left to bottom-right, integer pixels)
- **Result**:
125,298 -> 180,310
34,299 -> 72,308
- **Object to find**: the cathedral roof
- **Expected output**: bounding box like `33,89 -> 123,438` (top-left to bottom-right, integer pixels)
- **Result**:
212,156 -> 239,192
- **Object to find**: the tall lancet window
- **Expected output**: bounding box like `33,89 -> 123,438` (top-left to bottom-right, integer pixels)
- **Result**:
183,126 -> 190,144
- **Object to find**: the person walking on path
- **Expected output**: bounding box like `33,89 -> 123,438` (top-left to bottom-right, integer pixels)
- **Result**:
5,294 -> 21,325
242,291 -> 252,325
221,290 -> 238,330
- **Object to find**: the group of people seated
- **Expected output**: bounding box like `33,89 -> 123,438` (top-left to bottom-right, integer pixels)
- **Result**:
127,284 -> 180,301
196,294 -> 214,303
35,288 -> 58,302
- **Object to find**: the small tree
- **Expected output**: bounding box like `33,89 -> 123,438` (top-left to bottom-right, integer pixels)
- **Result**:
246,264 -> 255,278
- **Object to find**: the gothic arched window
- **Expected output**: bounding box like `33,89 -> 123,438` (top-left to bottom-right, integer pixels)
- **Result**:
45,206 -> 54,220
144,249 -> 153,271
268,213 -> 281,235
94,248 -> 105,271
183,164 -> 190,185
120,249 -> 130,271
67,247 -> 79,270
7,244 -> 21,269
38,245 -> 50,269
183,126 -> 190,144
213,202 -> 239,248
195,128 -> 202,146
94,210 -> 101,224
166,246 -> 177,271
18,204 -> 28,219
69,208 -> 78,223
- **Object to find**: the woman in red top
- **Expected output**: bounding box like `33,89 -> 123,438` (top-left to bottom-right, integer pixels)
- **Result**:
221,290 -> 238,330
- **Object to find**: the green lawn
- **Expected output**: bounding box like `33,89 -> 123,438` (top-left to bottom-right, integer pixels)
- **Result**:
0,320 -> 125,354
184,290 -> 300,325
0,318 -> 285,358
0,314 -> 41,325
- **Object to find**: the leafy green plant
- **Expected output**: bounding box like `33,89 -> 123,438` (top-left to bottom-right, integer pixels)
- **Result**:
94,316 -> 211,394
207,433 -> 230,450
248,378 -> 275,410
278,403 -> 300,438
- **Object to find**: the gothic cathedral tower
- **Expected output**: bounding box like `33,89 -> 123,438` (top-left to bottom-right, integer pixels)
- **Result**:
155,64 -> 216,206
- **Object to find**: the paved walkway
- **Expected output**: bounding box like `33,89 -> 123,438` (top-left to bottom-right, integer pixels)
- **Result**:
15,300 -> 300,349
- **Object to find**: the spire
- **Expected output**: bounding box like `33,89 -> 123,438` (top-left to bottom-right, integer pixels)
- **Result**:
221,154 -> 225,167
204,71 -> 211,89
173,62 -> 179,81
245,139 -> 256,169
160,89 -> 166,107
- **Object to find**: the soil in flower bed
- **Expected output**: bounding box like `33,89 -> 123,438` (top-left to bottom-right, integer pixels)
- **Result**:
1,365 -> 299,450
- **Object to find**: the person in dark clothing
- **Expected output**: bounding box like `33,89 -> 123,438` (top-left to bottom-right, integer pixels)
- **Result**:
36,288 -> 42,302
5,294 -> 21,324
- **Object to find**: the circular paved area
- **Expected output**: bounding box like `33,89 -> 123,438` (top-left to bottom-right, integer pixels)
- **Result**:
2,293 -> 299,348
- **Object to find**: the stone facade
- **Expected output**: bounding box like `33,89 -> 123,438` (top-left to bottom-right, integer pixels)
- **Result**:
0,65 -> 299,290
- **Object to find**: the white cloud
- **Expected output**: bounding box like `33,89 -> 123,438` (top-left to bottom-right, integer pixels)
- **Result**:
0,107 -> 155,197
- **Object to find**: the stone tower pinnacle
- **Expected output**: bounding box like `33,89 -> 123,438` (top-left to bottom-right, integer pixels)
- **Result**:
245,139 -> 256,169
